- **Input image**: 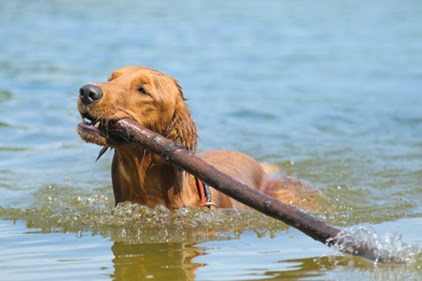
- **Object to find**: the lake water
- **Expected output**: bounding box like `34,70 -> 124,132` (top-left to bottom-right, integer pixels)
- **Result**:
1,0 -> 421,280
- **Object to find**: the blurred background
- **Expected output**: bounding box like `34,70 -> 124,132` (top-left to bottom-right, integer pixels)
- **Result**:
0,1 -> 421,280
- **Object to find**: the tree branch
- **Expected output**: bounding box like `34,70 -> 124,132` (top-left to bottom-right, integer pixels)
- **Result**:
109,118 -> 402,263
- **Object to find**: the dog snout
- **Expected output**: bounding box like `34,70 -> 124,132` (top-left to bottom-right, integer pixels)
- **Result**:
79,84 -> 103,105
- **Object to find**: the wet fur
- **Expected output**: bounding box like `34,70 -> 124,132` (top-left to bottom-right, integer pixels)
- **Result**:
77,66 -> 323,211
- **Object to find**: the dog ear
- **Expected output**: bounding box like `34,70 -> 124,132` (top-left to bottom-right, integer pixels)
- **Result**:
163,85 -> 198,151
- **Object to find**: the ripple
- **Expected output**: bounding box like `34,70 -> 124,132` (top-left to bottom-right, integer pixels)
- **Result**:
0,121 -> 11,127
0,146 -> 28,151
0,89 -> 13,103
227,109 -> 276,120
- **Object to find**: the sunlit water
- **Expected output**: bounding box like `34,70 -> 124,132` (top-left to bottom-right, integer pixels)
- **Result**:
1,0 -> 421,280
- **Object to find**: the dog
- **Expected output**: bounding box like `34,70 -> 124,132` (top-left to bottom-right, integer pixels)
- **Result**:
77,66 -> 323,211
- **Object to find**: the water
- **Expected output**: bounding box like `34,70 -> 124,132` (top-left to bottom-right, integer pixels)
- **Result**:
1,0 -> 421,280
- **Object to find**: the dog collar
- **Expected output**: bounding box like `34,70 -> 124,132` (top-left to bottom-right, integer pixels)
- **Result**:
195,178 -> 218,208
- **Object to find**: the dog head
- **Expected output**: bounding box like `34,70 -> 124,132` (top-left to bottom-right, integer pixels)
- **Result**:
77,66 -> 197,151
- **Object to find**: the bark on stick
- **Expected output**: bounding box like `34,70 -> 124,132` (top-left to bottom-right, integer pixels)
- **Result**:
109,118 -> 401,263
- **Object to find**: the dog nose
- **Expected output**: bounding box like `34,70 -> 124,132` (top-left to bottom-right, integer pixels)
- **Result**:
79,84 -> 103,105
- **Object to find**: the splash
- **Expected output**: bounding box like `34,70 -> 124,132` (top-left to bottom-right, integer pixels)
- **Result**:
329,225 -> 421,266
0,185 -> 288,243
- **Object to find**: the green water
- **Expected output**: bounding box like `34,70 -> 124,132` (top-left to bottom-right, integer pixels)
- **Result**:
1,0 -> 422,280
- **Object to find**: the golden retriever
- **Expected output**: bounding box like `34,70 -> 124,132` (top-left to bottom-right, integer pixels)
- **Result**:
77,66 -> 322,211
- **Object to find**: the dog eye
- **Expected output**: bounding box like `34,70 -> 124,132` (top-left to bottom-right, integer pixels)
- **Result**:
137,86 -> 147,95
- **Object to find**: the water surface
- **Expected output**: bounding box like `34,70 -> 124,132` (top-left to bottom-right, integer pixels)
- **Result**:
0,0 -> 421,280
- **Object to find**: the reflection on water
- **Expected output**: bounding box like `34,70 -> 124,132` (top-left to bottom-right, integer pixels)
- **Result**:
1,0 -> 422,280
1,184 -> 420,280
1,215 -> 421,281
111,240 -> 421,281
112,242 -> 203,281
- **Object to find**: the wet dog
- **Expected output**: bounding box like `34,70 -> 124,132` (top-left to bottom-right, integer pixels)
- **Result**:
77,66 -> 322,210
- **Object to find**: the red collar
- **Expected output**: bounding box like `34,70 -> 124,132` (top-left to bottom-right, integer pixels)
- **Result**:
195,178 -> 218,208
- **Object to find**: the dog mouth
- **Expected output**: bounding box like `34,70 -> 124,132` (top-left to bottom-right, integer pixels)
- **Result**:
77,112 -> 111,146
81,112 -> 104,130
77,111 -> 131,148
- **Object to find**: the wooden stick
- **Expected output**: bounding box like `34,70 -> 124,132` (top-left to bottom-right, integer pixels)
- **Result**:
109,118 -> 401,263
